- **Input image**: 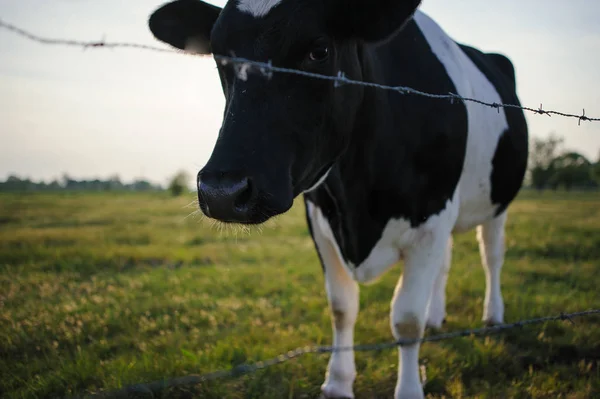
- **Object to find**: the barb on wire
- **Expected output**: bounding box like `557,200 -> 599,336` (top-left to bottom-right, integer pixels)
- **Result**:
0,18 -> 179,54
1,18 -> 599,125
76,309 -> 600,398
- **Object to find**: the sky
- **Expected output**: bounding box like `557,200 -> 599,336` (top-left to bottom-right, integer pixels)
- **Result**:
1,0 -> 599,186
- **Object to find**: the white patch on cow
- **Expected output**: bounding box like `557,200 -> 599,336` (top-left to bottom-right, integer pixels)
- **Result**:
352,190 -> 459,285
413,11 -> 510,233
237,0 -> 283,17
234,63 -> 251,81
307,200 -> 355,277
306,201 -> 358,399
303,167 -> 332,194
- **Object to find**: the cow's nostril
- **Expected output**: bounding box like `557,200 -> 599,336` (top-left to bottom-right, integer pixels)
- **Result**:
234,177 -> 254,210
197,171 -> 257,223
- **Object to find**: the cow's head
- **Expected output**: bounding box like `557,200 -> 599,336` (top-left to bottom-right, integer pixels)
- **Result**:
149,0 -> 421,224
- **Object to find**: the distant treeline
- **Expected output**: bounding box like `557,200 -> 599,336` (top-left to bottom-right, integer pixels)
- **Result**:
2,137 -> 599,194
0,175 -> 163,192
528,135 -> 600,191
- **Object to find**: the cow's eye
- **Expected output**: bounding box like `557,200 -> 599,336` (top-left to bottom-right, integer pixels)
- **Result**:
308,46 -> 329,62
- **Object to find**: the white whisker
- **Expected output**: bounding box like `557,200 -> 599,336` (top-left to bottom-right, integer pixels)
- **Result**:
182,199 -> 200,209
183,209 -> 200,220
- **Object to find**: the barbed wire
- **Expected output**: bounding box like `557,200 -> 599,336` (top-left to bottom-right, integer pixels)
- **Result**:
1,18 -> 599,125
76,309 -> 600,398
215,55 -> 600,125
0,18 -> 176,53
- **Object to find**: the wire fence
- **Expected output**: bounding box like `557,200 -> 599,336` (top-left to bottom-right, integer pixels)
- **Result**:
1,18 -> 599,125
74,309 -> 600,398
2,17 -> 599,398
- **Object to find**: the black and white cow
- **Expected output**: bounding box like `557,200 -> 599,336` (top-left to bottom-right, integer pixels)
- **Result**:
149,0 -> 528,397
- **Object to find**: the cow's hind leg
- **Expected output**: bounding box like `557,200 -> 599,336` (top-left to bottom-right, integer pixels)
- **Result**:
391,232 -> 449,399
477,211 -> 507,325
425,236 -> 453,329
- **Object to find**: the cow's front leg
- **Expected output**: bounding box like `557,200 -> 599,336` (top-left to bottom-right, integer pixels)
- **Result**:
391,234 -> 448,399
308,202 -> 359,398
320,237 -> 359,398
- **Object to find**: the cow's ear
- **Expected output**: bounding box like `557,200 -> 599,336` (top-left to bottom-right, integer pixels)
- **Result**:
149,0 -> 222,54
328,0 -> 422,43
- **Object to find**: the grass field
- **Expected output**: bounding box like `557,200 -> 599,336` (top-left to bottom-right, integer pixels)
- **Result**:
1,191 -> 599,399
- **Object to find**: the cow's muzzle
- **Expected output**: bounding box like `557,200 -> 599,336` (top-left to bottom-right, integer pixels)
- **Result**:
196,170 -> 261,224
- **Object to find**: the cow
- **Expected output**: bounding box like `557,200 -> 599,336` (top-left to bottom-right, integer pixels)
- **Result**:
148,0 -> 528,397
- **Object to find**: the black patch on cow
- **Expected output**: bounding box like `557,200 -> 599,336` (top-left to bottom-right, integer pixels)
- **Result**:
459,45 -> 529,215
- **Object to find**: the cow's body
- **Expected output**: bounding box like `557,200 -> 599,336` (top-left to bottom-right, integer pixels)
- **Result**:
149,1 -> 528,397
305,11 -> 526,281
300,11 -> 527,397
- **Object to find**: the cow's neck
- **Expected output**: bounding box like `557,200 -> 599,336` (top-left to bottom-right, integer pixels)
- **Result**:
307,45 -> 395,267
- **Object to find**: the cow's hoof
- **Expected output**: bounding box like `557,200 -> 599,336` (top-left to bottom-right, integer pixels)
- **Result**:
483,307 -> 504,326
425,317 -> 446,330
319,394 -> 353,399
321,382 -> 354,399
483,316 -> 503,326
483,300 -> 504,326
394,386 -> 425,399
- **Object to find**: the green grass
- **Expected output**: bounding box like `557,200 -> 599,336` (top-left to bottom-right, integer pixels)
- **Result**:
1,190 -> 599,399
